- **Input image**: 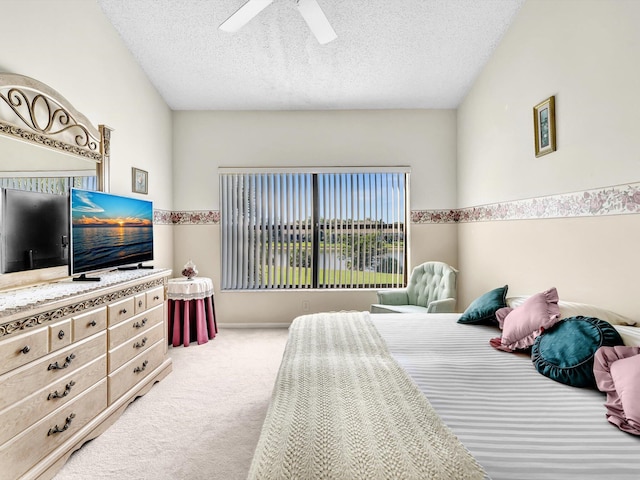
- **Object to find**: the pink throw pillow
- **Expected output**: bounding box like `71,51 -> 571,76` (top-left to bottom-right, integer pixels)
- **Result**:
495,307 -> 513,330
490,287 -> 561,352
594,346 -> 640,435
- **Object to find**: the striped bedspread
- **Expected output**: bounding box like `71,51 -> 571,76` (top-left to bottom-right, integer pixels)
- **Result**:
372,313 -> 640,480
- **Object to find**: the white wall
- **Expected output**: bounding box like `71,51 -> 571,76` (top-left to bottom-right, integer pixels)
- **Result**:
0,0 -> 174,274
456,0 -> 640,318
458,215 -> 640,318
172,110 -> 457,210
172,110 -> 458,324
458,0 -> 640,208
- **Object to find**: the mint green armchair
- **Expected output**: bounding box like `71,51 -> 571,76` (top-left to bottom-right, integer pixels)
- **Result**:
370,261 -> 458,314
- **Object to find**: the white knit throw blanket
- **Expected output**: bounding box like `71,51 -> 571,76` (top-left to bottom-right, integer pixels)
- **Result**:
247,311 -> 487,480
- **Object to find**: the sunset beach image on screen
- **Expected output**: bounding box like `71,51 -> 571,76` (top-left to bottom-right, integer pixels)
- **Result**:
70,188 -> 153,274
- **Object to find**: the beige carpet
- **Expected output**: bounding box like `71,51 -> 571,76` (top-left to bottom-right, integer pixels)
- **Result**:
53,328 -> 289,480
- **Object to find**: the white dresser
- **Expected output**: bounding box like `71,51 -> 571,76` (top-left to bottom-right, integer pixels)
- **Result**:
0,269 -> 172,480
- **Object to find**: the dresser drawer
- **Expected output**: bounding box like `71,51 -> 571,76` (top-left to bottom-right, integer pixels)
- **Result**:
108,340 -> 164,404
134,293 -> 146,314
108,304 -> 163,350
0,332 -> 106,411
108,322 -> 164,374
107,296 -> 136,327
49,319 -> 72,352
72,306 -> 107,341
146,285 -> 164,310
0,327 -> 48,377
0,354 -> 106,446
0,379 -> 107,480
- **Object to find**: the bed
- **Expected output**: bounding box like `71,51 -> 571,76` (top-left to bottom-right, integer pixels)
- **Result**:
248,308 -> 640,480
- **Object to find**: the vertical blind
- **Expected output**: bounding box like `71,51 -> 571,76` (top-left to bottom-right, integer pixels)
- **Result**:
220,170 -> 407,290
0,176 -> 98,194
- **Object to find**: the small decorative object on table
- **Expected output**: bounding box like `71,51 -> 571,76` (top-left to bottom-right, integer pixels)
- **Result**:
181,260 -> 198,280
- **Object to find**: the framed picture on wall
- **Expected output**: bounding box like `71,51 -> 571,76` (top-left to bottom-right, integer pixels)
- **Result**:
132,167 -> 148,194
533,95 -> 556,157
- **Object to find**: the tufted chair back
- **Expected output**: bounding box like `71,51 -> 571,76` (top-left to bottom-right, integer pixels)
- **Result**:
406,261 -> 458,308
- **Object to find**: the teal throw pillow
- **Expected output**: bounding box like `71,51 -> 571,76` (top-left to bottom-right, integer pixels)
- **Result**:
457,285 -> 508,325
532,316 -> 624,388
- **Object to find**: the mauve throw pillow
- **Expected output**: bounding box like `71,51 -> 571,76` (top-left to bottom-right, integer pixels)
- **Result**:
495,307 -> 513,329
490,287 -> 560,352
594,346 -> 640,435
611,355 -> 640,433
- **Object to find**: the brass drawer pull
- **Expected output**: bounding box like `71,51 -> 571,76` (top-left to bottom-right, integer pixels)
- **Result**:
138,300 -> 143,308
153,295 -> 160,301
88,320 -> 97,327
133,337 -> 148,349
48,413 -> 76,436
132,318 -> 148,329
119,308 -> 127,315
58,330 -> 65,340
133,360 -> 149,374
48,380 -> 76,400
21,345 -> 30,354
48,353 -> 76,370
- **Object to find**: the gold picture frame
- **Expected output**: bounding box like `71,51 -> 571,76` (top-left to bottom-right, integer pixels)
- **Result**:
533,95 -> 556,157
132,167 -> 148,194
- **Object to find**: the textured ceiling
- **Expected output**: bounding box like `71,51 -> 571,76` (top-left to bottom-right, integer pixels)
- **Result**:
97,0 -> 526,110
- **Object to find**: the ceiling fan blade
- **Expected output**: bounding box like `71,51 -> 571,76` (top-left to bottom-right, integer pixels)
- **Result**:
219,0 -> 274,32
296,0 -> 337,44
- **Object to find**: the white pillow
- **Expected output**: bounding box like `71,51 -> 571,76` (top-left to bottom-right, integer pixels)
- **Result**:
506,296 -> 528,308
506,296 -> 637,326
614,326 -> 640,347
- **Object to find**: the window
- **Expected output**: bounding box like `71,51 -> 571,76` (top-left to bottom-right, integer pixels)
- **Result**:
220,168 -> 408,290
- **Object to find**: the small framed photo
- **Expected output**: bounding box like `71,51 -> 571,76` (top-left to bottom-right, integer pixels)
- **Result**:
533,95 -> 556,157
132,167 -> 148,194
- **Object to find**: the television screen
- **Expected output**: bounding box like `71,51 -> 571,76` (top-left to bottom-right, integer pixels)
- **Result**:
70,188 -> 153,275
1,188 -> 69,273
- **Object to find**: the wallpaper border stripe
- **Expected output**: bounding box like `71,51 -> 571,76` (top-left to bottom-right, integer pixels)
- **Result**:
153,182 -> 640,225
154,210 -> 220,225
413,182 -> 640,224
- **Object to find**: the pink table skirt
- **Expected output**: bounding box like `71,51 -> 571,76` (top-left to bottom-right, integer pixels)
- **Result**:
167,295 -> 217,347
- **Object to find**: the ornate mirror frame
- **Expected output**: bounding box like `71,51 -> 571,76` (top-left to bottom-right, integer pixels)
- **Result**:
0,73 -> 111,190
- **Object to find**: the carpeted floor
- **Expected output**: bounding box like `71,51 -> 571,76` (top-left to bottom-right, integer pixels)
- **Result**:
53,328 -> 289,480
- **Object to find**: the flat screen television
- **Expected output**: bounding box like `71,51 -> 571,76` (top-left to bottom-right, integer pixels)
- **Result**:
70,188 -> 153,279
0,188 -> 69,273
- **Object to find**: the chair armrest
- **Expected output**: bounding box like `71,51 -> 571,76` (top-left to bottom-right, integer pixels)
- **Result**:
427,298 -> 456,313
376,290 -> 409,305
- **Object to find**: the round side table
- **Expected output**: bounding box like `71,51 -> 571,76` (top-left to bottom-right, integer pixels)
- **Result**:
167,277 -> 217,347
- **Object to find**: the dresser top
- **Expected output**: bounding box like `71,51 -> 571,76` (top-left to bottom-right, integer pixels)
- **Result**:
0,269 -> 170,319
